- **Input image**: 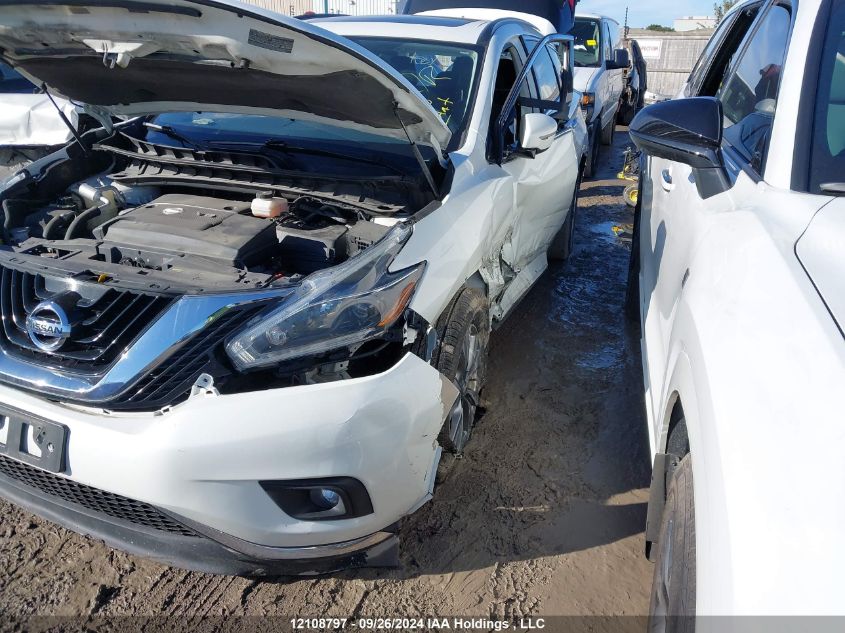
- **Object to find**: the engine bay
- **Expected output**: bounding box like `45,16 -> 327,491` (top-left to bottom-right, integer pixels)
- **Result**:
0,126 -> 436,292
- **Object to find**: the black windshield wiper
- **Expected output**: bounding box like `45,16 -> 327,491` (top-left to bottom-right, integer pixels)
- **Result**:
206,138 -> 406,177
820,183 -> 845,196
142,122 -> 201,149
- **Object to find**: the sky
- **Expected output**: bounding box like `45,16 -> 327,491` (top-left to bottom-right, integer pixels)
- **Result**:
578,0 -> 718,28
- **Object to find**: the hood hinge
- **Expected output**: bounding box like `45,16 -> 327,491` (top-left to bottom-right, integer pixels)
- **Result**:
394,103 -> 441,200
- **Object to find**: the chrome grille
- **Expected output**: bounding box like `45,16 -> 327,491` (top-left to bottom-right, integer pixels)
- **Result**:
111,303 -> 268,409
0,264 -> 172,371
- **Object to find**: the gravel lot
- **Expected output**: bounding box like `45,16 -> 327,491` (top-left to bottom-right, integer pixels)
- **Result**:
0,130 -> 653,624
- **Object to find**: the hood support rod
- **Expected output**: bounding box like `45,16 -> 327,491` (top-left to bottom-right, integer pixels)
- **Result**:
41,83 -> 88,156
394,103 -> 440,200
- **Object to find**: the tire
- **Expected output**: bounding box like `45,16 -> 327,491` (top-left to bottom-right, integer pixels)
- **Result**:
584,121 -> 601,178
624,174 -> 642,324
548,169 -> 582,262
600,110 -> 616,146
617,88 -> 636,125
648,454 -> 696,633
619,91 -> 639,126
623,183 -> 639,208
434,287 -> 490,455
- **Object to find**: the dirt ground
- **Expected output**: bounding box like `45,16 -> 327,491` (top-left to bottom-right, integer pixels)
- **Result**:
0,130 -> 654,623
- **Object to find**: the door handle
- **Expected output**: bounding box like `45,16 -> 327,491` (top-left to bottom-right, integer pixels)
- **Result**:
661,168 -> 674,191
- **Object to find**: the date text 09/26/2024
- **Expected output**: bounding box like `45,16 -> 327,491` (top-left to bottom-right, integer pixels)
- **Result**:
290,618 -> 548,630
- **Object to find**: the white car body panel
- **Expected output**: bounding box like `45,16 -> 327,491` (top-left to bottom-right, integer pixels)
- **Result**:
795,198 -> 845,332
635,0 -> 845,615
573,13 -> 625,131
0,94 -> 76,147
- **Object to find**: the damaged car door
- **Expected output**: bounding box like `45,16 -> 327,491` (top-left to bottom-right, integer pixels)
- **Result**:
490,34 -> 580,318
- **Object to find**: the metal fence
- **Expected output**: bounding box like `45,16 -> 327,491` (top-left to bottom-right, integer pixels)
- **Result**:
628,29 -> 714,98
243,0 -> 399,16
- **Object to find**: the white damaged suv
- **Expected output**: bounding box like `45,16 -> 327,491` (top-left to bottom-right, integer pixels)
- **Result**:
0,1 -> 586,574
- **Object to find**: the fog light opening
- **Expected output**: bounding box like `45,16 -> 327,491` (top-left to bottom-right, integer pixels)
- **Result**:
260,477 -> 374,521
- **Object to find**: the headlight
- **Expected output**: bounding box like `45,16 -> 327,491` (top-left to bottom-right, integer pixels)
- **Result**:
581,93 -> 595,109
226,223 -> 423,370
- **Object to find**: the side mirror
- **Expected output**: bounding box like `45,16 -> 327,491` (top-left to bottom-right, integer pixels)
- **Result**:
520,112 -> 557,154
629,97 -> 730,199
606,49 -> 630,70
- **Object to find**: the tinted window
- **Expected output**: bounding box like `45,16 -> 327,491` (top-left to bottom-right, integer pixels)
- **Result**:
573,18 -> 602,67
607,21 -> 620,53
810,0 -> 845,192
717,4 -> 791,172
691,4 -> 761,98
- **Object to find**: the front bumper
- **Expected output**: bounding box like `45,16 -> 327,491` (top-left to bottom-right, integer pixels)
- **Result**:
0,460 -> 399,575
0,353 -> 459,574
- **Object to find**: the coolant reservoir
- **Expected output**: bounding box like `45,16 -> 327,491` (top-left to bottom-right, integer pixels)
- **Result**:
251,192 -> 288,219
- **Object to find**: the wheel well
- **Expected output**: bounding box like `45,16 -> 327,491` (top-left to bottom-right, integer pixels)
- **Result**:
464,272 -> 488,298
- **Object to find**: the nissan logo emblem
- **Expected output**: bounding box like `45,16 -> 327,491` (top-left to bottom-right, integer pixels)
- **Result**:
25,301 -> 72,352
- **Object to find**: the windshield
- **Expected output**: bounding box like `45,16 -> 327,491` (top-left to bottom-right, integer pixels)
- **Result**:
572,18 -> 602,68
349,37 -> 481,133
810,0 -> 845,192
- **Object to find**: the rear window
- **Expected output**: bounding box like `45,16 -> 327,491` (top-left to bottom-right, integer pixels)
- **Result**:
809,0 -> 845,192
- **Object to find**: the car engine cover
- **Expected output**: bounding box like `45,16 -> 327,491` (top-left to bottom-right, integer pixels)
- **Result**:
96,194 -> 278,269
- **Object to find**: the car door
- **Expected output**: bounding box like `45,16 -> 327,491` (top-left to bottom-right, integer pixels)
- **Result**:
639,0 -> 793,435
504,39 -> 578,261
492,33 -> 579,318
605,21 -> 624,106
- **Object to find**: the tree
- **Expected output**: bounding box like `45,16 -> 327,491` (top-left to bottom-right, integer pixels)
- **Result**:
646,24 -> 675,32
714,0 -> 739,22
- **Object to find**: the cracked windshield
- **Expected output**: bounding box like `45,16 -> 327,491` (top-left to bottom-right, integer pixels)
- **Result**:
351,38 -> 480,132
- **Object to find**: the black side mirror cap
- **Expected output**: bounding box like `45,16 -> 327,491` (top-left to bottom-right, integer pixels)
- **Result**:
629,97 -> 731,199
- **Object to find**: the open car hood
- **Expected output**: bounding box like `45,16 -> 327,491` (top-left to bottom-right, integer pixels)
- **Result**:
0,0 -> 452,153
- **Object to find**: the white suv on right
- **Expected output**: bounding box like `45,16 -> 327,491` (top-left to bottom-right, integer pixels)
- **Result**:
628,0 -> 845,621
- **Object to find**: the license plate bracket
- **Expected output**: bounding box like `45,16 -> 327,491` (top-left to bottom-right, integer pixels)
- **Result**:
0,406 -> 68,473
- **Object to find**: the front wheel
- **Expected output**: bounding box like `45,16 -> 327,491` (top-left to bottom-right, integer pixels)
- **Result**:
600,111 -> 616,146
648,453 -> 696,633
434,288 -> 490,455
